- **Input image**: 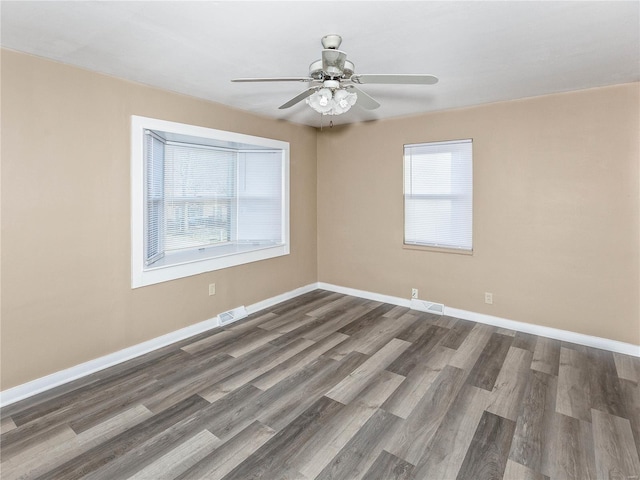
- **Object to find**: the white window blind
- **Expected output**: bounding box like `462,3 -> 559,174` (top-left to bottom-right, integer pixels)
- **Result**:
404,139 -> 473,251
236,152 -> 283,243
145,132 -> 165,265
163,143 -> 235,253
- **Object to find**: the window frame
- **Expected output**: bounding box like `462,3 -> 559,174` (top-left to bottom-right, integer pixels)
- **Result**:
131,115 -> 290,288
403,139 -> 473,254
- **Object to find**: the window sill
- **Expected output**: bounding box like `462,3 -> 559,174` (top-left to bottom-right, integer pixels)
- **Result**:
403,243 -> 473,256
147,241 -> 282,270
133,243 -> 289,288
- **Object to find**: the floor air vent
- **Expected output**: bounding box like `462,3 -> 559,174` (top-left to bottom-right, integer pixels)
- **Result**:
410,299 -> 445,315
218,306 -> 248,326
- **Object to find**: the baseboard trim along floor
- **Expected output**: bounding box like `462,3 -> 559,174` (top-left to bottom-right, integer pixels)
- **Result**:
317,283 -> 640,358
2,281 -> 637,407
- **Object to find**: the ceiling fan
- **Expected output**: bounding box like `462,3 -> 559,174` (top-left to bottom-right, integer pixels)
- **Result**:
231,34 -> 439,116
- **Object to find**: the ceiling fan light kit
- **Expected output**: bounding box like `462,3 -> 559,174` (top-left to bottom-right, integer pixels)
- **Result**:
307,85 -> 358,116
231,34 -> 438,117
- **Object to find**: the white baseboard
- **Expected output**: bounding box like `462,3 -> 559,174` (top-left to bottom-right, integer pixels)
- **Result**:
246,283 -> 318,314
3,281 -> 637,407
317,282 -> 412,309
0,317 -> 219,407
444,306 -> 640,357
317,282 -> 640,357
0,283 -> 318,407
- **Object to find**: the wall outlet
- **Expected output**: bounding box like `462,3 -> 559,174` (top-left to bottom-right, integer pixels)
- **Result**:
484,292 -> 493,304
209,283 -> 216,296
411,288 -> 419,299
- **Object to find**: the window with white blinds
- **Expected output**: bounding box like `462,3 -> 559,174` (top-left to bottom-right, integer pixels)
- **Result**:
131,116 -> 289,288
404,139 -> 473,252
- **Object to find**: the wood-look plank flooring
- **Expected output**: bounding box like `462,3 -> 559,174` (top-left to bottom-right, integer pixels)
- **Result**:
1,290 -> 639,480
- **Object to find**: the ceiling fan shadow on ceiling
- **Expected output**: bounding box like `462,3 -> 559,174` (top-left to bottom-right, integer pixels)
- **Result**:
231,34 -> 439,117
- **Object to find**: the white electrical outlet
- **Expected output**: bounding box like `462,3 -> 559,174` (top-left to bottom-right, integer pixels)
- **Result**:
209,283 -> 216,296
484,292 -> 493,304
411,288 -> 418,299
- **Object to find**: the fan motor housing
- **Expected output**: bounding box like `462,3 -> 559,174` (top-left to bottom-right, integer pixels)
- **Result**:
309,59 -> 354,80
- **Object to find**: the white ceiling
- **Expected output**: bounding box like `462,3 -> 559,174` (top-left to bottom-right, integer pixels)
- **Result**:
2,1 -> 639,128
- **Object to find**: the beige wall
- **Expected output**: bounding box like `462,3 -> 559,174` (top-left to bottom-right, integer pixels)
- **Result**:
2,49 -> 638,391
1,50 -> 318,389
318,83 -> 640,345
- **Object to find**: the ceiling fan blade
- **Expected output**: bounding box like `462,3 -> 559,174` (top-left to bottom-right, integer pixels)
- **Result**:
322,49 -> 347,77
278,88 -> 317,109
232,77 -> 314,83
347,86 -> 381,110
350,74 -> 439,85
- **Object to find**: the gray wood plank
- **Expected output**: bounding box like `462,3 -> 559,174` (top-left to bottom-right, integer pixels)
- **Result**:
315,408 -> 402,480
360,450 -> 414,480
198,338 -> 314,403
196,383 -> 265,441
485,346 -> 533,421
381,345 -> 455,419
386,364 -> 468,465
503,459 -> 550,480
591,409 -> 640,480
386,324 -> 449,376
613,352 -> 640,384
257,351 -> 368,431
175,421 -> 275,480
350,312 -> 418,356
293,369 -> 404,479
619,379 -> 640,461
126,429 -> 221,480
448,323 -> 495,371
466,332 -> 513,391
531,336 -> 561,376
439,318 -> 475,350
251,332 -> 348,390
509,370 -> 557,475
32,394 -> 210,479
304,294 -> 365,318
411,385 -> 490,480
455,411 -> 516,480
512,331 -> 538,352
587,348 -> 628,419
394,313 -> 441,343
268,289 -> 339,316
382,305 -> 411,319
221,396 -> 343,480
547,413 -> 596,480
1,424 -> 77,480
301,302 -> 381,342
556,346 -> 592,422
337,303 -> 397,336
138,353 -> 235,414
0,416 -> 17,435
325,338 -> 411,405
